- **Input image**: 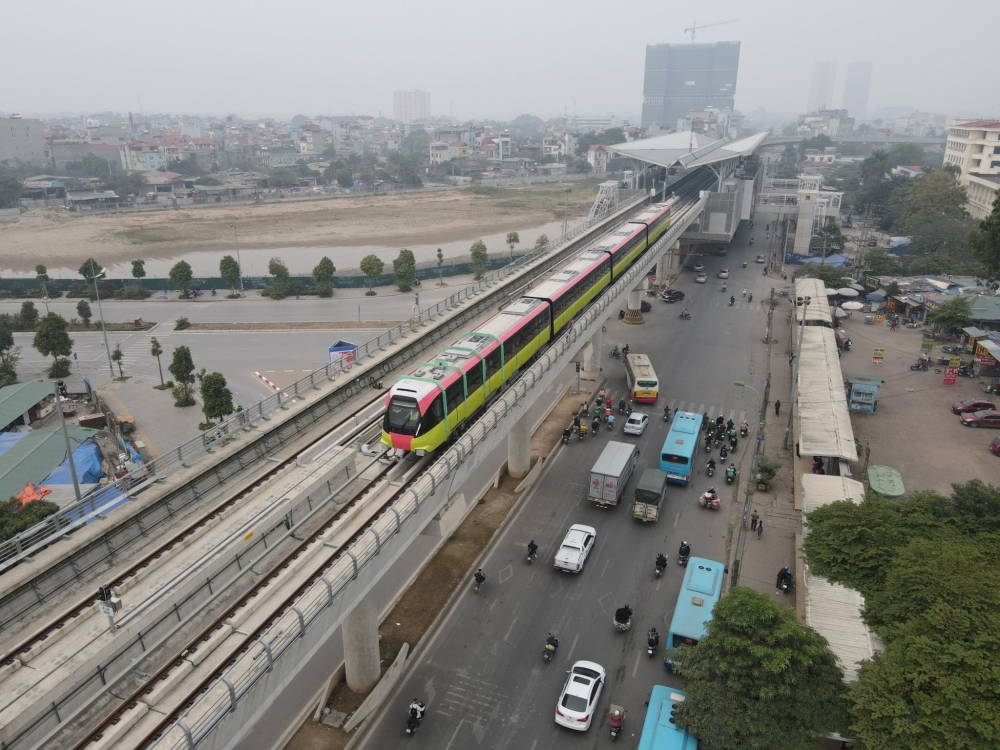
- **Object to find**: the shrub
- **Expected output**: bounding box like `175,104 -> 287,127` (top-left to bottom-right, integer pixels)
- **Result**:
314,281 -> 334,298
115,286 -> 153,300
0,498 -> 62,543
48,358 -> 71,378
174,317 -> 191,331
172,385 -> 196,407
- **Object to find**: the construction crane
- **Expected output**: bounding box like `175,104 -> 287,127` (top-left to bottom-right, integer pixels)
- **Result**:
684,19 -> 739,41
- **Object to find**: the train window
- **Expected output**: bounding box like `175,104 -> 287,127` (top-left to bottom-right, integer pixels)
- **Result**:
421,395 -> 444,432
466,361 -> 484,392
485,348 -> 502,379
446,380 -> 465,411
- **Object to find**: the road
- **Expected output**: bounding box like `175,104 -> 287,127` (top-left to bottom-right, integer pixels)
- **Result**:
355,222 -> 774,748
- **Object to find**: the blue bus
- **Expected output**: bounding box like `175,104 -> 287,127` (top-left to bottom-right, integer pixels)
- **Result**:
638,686 -> 698,750
659,411 -> 703,485
666,557 -> 724,649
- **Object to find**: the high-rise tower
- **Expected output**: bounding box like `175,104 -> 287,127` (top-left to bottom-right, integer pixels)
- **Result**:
640,42 -> 741,130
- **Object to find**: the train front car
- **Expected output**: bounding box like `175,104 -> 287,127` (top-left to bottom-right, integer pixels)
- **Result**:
381,379 -> 444,453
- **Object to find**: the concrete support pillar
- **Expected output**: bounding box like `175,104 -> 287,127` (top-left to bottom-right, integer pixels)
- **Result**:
507,412 -> 532,479
585,328 -> 602,380
343,590 -> 381,694
624,288 -> 644,325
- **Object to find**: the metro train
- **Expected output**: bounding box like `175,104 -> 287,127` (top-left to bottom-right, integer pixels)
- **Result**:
381,201 -> 674,454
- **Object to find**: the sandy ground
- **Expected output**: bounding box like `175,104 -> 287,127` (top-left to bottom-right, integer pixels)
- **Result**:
1,182 -> 601,275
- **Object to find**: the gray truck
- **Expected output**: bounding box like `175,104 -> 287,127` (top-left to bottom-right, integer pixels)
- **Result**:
588,441 -> 639,508
632,468 -> 668,522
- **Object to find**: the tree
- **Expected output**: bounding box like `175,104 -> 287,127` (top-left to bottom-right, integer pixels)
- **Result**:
168,345 -> 197,406
267,257 -> 290,299
269,167 -> 300,187
942,162 -> 962,178
104,170 -> 147,199
76,299 -> 92,327
814,222 -> 846,255
533,234 -> 549,251
198,371 -> 235,424
393,248 -> 416,292
776,144 -> 799,179
968,192 -> 1000,288
884,280 -> 901,297
131,259 -> 146,287
150,336 -> 164,388
335,167 -> 354,188
360,254 -> 384,293
35,265 -> 50,297
436,248 -> 444,286
0,323 -> 19,386
469,239 -> 489,280
219,255 -> 241,293
926,295 -> 974,332
169,260 -> 193,294
506,231 -> 520,261
400,128 -> 432,156
79,258 -> 103,289
865,248 -> 901,276
0,167 -> 23,209
860,149 -> 891,184
33,313 -> 74,378
19,301 -> 38,329
111,342 -> 124,379
673,587 -> 847,750
312,256 -> 335,285
886,142 -> 927,168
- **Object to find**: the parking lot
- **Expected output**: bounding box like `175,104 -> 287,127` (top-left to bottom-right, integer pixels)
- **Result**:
839,316 -> 1000,495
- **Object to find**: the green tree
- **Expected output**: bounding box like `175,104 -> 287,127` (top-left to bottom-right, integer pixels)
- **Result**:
35,265 -> 50,297
0,167 -> 23,209
814,222 -> 846,255
393,248 -> 416,291
400,128 -> 431,156
33,313 -> 74,377
169,260 -> 193,294
469,239 -> 488,280
150,336 -> 164,388
359,254 -> 384,293
19,301 -> 38,329
926,294 -> 974,331
968,192 -> 1000,288
105,170 -> 147,199
865,248 -> 901,276
673,587 -> 847,750
131,259 -> 146,287
506,231 -> 520,261
884,280 -> 901,297
168,345 -> 197,406
533,234 -> 549,251
219,255 -> 241,293
0,323 -> 19,386
76,299 -> 92,327
886,142 -> 927,168
267,257 -> 290,299
269,167 -> 300,187
776,144 -> 799,179
198,371 -> 235,424
436,248 -> 444,286
111,342 -> 124,379
312,255 -> 336,297
861,149 -> 891,184
335,167 -> 354,188
80,152 -> 114,177
942,162 -> 962,178
79,258 -> 103,291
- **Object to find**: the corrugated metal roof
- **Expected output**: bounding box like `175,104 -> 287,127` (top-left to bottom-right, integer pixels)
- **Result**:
0,382 -> 54,429
793,278 -> 834,326
797,327 -> 857,461
801,474 -> 865,514
607,131 -> 769,171
0,426 -> 95,500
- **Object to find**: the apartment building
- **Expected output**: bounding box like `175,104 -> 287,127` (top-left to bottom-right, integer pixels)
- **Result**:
393,90 -> 431,123
0,116 -> 46,166
945,119 -> 1000,219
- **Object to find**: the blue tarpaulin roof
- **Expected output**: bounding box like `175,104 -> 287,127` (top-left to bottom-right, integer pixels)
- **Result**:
45,441 -> 103,485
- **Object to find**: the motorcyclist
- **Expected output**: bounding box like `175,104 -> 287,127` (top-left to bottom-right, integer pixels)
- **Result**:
720,444 -> 729,459
681,308 -> 690,318
546,632 -> 560,649
619,398 -> 627,414
776,566 -> 793,588
728,426 -> 737,440
740,420 -> 749,435
743,259 -> 748,267
618,309 -> 625,320
622,344 -> 630,356
655,553 -> 668,572
663,405 -> 672,420
592,416 -> 601,433
409,699 -> 426,722
704,434 -> 712,451
766,223 -> 770,231
749,237 -> 755,246
748,292 -> 752,302
615,605 -> 633,624
678,540 -> 691,558
730,295 -> 735,306
727,418 -> 735,432
707,457 -> 716,473
610,345 -> 620,357
528,540 -> 538,558
742,287 -> 747,297
609,708 -> 625,730
573,414 -> 581,431
704,486 -> 718,501
647,627 -> 660,648
474,569 -> 486,587
702,412 -> 710,430
727,463 -> 737,479
716,415 -> 725,430
607,413 -> 616,428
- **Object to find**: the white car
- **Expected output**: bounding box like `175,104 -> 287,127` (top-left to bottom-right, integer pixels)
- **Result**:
555,661 -> 606,731
553,524 -> 596,573
695,273 -> 707,284
755,254 -> 766,263
623,412 -> 648,436
718,269 -> 730,279
693,261 -> 705,272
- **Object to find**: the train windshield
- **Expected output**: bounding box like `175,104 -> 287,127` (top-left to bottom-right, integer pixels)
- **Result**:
385,396 -> 421,436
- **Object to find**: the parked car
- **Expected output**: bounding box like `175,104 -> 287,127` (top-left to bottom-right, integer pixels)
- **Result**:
755,254 -> 766,263
661,289 -> 685,303
953,398 -> 996,414
990,437 -> 1000,456
695,273 -> 708,284
553,525 -> 596,572
961,410 -> 1000,428
693,261 -> 705,272
718,269 -> 729,279
716,247 -> 727,256
555,661 -> 606,731
623,413 -> 649,436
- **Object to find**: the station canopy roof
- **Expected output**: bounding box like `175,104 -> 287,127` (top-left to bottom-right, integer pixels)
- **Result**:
607,131 -> 769,171
797,327 -> 857,461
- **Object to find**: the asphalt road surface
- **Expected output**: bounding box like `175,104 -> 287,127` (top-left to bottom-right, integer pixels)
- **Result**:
355,224 -> 773,748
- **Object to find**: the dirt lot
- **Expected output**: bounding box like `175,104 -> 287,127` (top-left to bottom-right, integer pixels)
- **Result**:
2,182 -> 601,275
838,316 -> 1000,495
187,321 -> 402,331
285,383 -> 591,750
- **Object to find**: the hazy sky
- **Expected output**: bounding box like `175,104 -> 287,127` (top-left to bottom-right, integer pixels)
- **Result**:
3,0 -> 995,122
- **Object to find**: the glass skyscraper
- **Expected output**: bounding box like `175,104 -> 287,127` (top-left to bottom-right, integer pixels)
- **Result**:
640,42 -> 741,130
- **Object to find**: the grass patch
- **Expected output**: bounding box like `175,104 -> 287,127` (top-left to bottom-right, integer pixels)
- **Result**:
68,322 -> 155,332
116,226 -> 180,244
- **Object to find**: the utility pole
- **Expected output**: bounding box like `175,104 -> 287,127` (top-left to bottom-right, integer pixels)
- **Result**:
87,260 -> 115,378
784,295 -> 810,449
230,222 -> 245,296
53,383 -> 82,503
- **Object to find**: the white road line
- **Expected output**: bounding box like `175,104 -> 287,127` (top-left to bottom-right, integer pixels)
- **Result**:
601,559 -> 609,577
632,650 -> 642,678
503,618 -> 518,642
443,719 -> 465,750
566,634 -> 579,662
673,511 -> 680,528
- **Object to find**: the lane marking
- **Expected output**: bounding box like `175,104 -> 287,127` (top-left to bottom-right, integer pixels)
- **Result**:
443,719 -> 465,750
601,559 -> 609,578
503,618 -> 518,642
566,633 -> 579,662
632,650 -> 642,678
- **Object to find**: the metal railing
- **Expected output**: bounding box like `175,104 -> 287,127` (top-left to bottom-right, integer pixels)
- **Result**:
151,189 -> 708,750
0,191 -> 648,574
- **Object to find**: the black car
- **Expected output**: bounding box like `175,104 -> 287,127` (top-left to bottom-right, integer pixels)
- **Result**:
661,289 -> 685,303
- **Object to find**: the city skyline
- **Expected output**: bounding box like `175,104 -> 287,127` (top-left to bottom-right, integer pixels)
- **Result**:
1,0 -> 996,122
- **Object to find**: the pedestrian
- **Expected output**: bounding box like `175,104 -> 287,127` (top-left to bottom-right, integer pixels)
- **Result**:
789,353 -> 795,367
750,509 -> 759,531
757,519 -> 764,539
774,400 -> 781,416
811,458 -> 820,474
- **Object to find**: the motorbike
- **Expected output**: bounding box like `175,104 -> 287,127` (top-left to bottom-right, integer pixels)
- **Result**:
720,445 -> 729,460
777,567 -> 794,594
618,309 -> 625,320
729,297 -> 735,306
578,424 -> 588,441
647,630 -> 660,658
740,424 -> 749,437
663,408 -> 671,422
562,428 -> 571,445
654,557 -> 667,578
721,283 -> 727,292
610,347 -> 621,359
699,490 -> 721,510
543,640 -> 558,663
957,367 -> 975,377
406,714 -> 420,735
677,553 -> 690,567
619,401 -> 628,414
609,707 -> 626,741
725,468 -> 736,484
742,260 -> 748,268
704,439 -> 712,453
592,419 -> 600,435
910,360 -> 929,371
613,612 -> 632,632
528,548 -> 537,565
678,311 -> 691,320
749,238 -> 755,246
729,434 -> 738,449
706,460 -> 715,477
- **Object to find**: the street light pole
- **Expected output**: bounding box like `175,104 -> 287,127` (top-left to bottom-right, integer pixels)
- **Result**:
784,295 -> 811,449
732,380 -> 763,588
88,260 -> 115,378
53,383 -> 82,503
562,187 -> 572,235
231,222 -> 245,297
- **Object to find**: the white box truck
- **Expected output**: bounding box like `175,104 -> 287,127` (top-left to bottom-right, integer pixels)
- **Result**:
588,442 -> 639,508
633,468 -> 667,522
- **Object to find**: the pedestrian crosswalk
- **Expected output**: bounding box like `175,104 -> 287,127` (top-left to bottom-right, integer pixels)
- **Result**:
662,400 -> 747,427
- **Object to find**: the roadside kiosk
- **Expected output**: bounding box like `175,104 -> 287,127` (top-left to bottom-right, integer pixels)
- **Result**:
845,374 -> 882,414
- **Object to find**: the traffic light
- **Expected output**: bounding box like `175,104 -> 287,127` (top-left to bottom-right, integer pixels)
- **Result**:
575,362 -> 581,372
98,585 -> 112,602
414,292 -> 419,306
